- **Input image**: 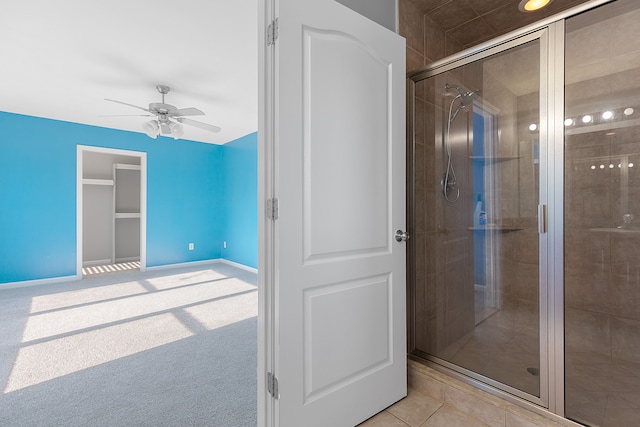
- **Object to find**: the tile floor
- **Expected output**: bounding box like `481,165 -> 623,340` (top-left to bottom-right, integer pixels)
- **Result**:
358,387 -> 490,427
358,361 -> 584,427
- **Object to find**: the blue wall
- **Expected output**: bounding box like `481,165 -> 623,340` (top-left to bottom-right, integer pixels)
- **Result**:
222,133 -> 258,269
0,111 -> 257,284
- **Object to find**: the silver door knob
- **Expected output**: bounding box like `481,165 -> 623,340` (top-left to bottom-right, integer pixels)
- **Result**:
395,230 -> 410,242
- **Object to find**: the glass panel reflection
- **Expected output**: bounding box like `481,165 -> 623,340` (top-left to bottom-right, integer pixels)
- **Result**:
564,1 -> 640,425
411,39 -> 541,397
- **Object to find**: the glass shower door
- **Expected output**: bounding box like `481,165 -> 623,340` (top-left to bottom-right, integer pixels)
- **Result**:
564,1 -> 640,425
409,35 -> 544,401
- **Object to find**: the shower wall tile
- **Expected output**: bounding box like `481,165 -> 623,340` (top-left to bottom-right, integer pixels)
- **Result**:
611,316 -> 640,364
611,233 -> 640,273
603,408 -> 640,427
511,262 -> 538,302
564,187 -> 612,229
415,191 -> 426,232
564,229 -> 610,270
565,70 -> 612,106
501,230 -> 538,265
513,298 -> 539,338
564,144 -> 612,190
611,273 -> 640,321
612,7 -> 640,58
565,361 -> 613,393
445,36 -> 464,63
399,0 -> 424,57
415,141 -> 426,190
424,15 -> 445,63
565,18 -> 613,74
565,390 -> 608,427
407,47 -> 425,75
424,190 -> 437,231
565,266 -> 610,314
610,362 -> 640,392
565,308 -> 611,358
416,232 -> 427,279
415,98 -> 427,145
446,17 -> 495,49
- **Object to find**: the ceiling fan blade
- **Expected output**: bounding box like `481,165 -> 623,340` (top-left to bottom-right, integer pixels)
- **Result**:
177,117 -> 221,133
104,98 -> 151,112
172,107 -> 205,117
98,114 -> 153,117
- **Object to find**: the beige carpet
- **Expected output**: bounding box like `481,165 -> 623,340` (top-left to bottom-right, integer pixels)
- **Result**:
0,262 -> 257,426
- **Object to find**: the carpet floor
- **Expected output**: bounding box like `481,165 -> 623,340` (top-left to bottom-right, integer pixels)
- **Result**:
0,262 -> 258,426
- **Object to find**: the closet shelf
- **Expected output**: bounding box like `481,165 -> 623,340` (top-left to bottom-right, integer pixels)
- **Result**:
590,227 -> 640,234
115,212 -> 140,219
83,178 -> 114,186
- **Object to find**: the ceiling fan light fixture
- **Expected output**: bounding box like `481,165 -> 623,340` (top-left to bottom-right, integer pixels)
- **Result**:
143,120 -> 159,138
169,122 -> 184,140
519,0 -> 552,12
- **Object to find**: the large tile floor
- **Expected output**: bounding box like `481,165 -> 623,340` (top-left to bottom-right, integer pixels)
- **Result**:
358,361 -> 584,427
359,387 -> 490,427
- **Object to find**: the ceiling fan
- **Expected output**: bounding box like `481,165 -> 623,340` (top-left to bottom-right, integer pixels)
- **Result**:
104,85 -> 221,140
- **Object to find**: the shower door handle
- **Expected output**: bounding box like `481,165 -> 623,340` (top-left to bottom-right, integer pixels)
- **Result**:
538,204 -> 547,234
395,230 -> 410,243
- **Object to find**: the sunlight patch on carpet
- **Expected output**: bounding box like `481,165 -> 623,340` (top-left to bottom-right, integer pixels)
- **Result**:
22,280 -> 256,342
4,313 -> 193,393
185,291 -> 258,330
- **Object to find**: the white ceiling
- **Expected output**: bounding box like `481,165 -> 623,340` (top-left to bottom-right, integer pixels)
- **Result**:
0,0 -> 258,145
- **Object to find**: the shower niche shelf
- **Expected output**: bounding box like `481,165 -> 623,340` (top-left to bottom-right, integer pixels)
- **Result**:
590,227 -> 640,234
468,156 -> 521,163
469,225 -> 523,233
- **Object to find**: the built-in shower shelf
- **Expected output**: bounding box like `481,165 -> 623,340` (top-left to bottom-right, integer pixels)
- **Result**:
469,156 -> 521,163
469,226 -> 523,233
590,227 -> 640,234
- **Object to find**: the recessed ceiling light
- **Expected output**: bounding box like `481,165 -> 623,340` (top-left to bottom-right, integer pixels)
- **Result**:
519,0 -> 553,12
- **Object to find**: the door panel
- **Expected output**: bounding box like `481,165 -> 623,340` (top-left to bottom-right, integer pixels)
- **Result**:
303,27 -> 390,260
271,0 -> 406,425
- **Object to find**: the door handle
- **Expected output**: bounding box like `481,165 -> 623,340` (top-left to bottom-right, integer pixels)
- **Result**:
395,230 -> 410,242
538,204 -> 547,234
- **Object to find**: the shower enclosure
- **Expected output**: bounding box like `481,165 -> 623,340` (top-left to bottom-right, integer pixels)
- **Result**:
408,1 -> 640,425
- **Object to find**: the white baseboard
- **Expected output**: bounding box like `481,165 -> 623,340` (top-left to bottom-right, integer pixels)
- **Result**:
0,274 -> 81,290
147,258 -> 257,274
218,259 -> 258,274
2,258 -> 257,290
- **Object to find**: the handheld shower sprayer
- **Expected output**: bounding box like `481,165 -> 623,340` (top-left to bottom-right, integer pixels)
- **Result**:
441,83 -> 480,202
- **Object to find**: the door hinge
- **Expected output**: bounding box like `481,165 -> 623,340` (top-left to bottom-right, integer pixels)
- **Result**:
267,18 -> 279,46
267,372 -> 279,399
267,198 -> 279,220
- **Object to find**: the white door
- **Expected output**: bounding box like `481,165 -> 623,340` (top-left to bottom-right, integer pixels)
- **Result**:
259,0 -> 406,426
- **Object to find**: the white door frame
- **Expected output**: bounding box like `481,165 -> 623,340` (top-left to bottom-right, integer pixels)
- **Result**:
76,145 -> 147,277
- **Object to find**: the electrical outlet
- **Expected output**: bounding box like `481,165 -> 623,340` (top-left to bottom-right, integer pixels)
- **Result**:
189,243 -> 194,251
223,241 -> 227,249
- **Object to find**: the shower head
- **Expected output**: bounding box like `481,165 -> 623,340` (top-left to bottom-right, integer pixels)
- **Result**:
447,84 -> 480,122
445,83 -> 480,105
461,90 -> 480,107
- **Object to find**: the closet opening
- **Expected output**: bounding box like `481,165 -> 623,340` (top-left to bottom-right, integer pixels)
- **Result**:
77,145 -> 147,278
